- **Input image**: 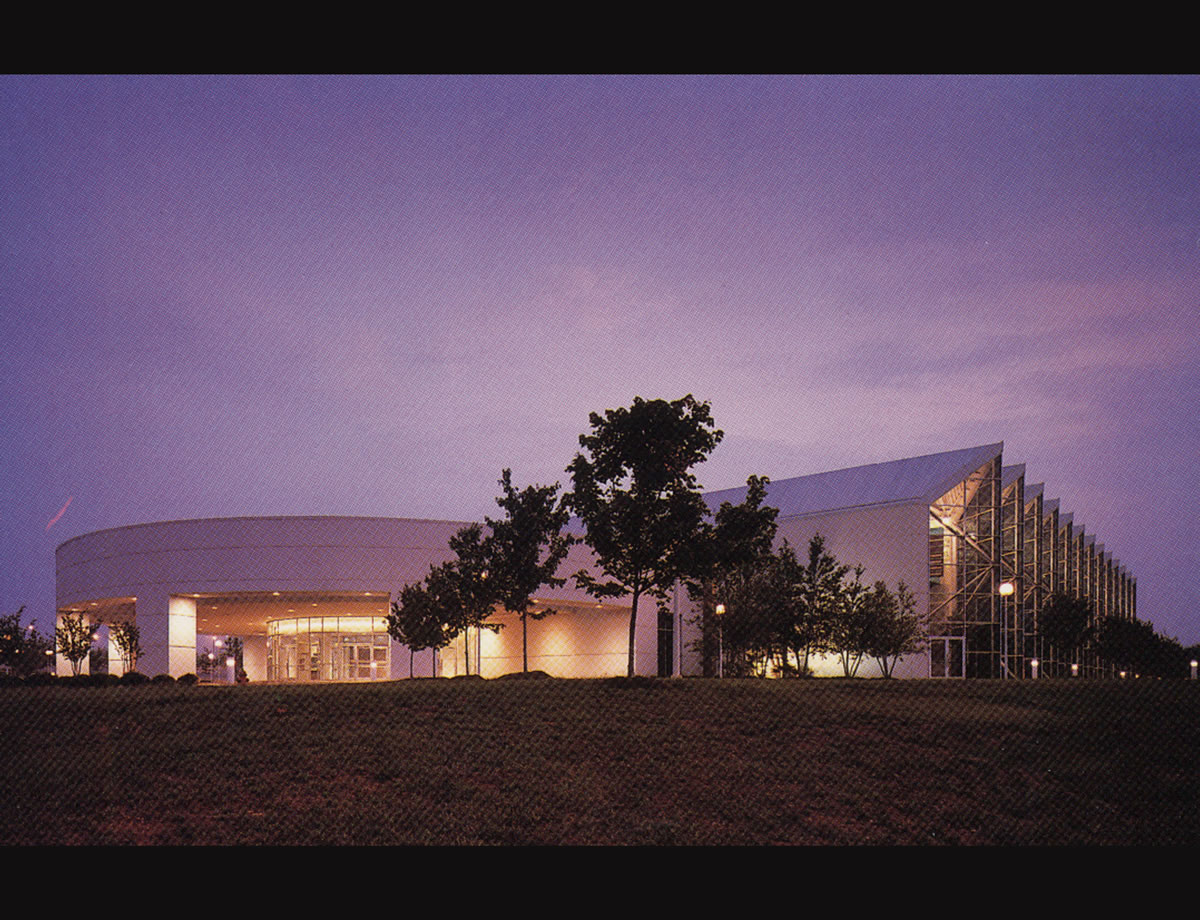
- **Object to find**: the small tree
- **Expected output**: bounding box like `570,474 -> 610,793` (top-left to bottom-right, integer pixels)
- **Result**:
0,606 -> 53,677
388,581 -> 458,678
831,566 -> 871,677
55,611 -> 98,677
1040,593 -> 1094,675
485,469 -> 573,673
443,523 -> 503,675
864,581 -> 926,678
785,535 -> 847,676
567,395 -> 723,677
686,475 -> 779,676
196,649 -> 218,682
111,622 -> 142,674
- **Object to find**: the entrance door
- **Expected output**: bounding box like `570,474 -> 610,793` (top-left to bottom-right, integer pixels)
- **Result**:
929,637 -> 965,678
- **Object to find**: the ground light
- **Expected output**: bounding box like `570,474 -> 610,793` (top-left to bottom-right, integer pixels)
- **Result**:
1030,658 -> 1039,679
1191,660 -> 1197,680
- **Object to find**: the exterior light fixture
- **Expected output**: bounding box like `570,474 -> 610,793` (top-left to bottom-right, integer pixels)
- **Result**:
1030,658 -> 1039,679
1071,663 -> 1079,677
1191,660 -> 1198,680
1119,670 -> 1127,679
997,583 -> 1014,679
714,604 -> 726,679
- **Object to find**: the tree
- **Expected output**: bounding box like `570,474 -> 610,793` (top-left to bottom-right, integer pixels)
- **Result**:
1094,615 -> 1185,678
110,622 -> 142,674
864,581 -> 926,678
55,611 -> 98,677
224,636 -> 244,675
485,469 -> 573,673
0,606 -> 53,677
566,395 -> 724,677
785,535 -> 847,676
686,476 -> 779,676
196,649 -> 218,682
389,521 -> 506,678
1040,593 -> 1094,675
715,543 -> 796,677
831,566 -> 871,677
387,580 -> 458,678
443,523 -> 503,675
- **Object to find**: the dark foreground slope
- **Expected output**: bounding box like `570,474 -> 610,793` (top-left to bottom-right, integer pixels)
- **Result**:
2,678 -> 1196,844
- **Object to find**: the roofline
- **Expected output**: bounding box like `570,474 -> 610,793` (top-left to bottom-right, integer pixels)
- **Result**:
55,515 -> 473,554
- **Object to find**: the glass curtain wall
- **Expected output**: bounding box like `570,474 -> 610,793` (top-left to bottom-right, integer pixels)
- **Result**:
1023,489 -> 1043,669
267,615 -> 390,682
929,455 -> 1002,678
1001,471 -> 1025,679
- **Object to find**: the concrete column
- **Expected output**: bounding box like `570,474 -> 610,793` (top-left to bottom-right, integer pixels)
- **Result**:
108,631 -> 124,676
242,635 -> 267,681
135,592 -> 196,677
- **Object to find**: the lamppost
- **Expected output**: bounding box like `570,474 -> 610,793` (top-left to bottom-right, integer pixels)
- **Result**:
1030,658 -> 1039,680
714,603 -> 726,679
999,582 -> 1015,679
1191,660 -> 1198,680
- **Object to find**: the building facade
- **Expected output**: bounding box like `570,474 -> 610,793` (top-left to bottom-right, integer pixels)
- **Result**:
56,443 -> 1134,680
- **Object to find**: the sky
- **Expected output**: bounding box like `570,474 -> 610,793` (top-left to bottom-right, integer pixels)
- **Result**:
2,75 -> 1197,645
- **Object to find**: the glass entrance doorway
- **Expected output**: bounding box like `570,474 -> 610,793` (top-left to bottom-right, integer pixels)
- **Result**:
929,636 -> 965,678
267,615 -> 390,681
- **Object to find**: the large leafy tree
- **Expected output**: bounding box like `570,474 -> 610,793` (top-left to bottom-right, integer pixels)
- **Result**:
0,606 -> 53,677
567,395 -> 724,677
485,469 -> 573,673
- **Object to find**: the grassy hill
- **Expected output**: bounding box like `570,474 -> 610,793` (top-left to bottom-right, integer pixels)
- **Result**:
2,677 -> 1197,844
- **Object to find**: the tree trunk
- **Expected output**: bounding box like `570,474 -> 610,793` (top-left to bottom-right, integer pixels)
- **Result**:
627,588 -> 640,677
522,611 -> 529,672
409,648 -> 414,679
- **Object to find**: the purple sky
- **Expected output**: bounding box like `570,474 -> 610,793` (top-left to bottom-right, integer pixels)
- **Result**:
3,75 -> 1197,645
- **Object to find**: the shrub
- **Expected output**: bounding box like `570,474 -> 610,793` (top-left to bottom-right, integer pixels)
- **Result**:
151,673 -> 175,684
177,673 -> 198,685
495,670 -> 554,681
120,671 -> 149,685
24,672 -> 56,686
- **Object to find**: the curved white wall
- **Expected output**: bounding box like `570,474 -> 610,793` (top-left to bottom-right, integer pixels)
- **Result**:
56,517 -> 465,677
55,516 -> 647,679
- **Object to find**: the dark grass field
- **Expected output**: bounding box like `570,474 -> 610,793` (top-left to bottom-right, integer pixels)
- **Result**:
2,677 -> 1197,845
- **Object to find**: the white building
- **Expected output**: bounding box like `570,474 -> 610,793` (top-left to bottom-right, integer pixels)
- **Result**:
56,443 -> 1134,680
